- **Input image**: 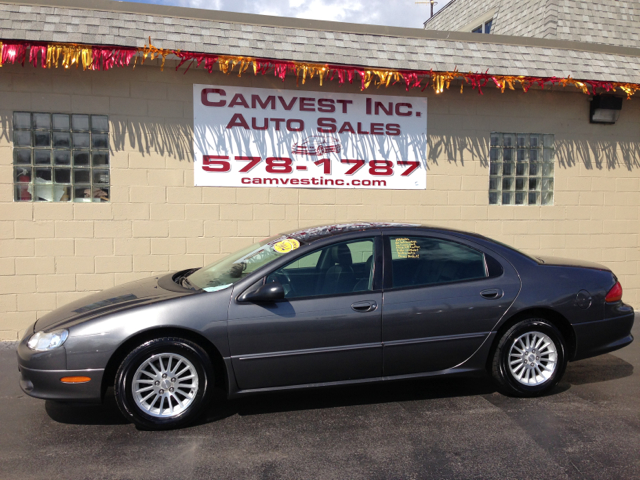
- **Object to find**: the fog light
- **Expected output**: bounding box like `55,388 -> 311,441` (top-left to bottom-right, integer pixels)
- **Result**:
60,376 -> 91,384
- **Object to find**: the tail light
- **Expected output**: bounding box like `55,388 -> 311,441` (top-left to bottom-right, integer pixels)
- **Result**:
605,281 -> 623,303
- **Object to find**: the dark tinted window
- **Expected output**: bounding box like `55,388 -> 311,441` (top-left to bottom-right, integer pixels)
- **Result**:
485,254 -> 504,277
267,239 -> 375,299
389,236 -> 487,288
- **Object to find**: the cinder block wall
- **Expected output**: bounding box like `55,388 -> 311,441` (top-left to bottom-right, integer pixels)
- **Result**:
1,62 -> 639,340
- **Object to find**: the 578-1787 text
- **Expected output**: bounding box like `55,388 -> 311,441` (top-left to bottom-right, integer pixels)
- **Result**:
202,155 -> 419,176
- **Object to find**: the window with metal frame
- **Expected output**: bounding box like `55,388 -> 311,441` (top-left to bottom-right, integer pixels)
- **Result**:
489,133 -> 555,206
13,112 -> 110,202
472,19 -> 492,33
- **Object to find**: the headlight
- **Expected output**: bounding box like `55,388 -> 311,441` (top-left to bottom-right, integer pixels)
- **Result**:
27,329 -> 69,351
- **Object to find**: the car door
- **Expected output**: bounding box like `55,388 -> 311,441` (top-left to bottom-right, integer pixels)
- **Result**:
227,234 -> 383,390
382,232 -> 521,376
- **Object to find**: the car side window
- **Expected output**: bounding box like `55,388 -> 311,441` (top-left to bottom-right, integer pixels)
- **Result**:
389,236 -> 488,289
281,250 -> 322,271
266,238 -> 375,299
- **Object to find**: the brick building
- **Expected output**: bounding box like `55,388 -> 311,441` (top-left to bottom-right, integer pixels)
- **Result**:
0,0 -> 639,340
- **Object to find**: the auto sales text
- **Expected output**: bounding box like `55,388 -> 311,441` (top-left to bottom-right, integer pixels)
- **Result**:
200,88 -> 421,136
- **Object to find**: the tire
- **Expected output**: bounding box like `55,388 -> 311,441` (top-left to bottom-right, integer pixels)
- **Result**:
491,318 -> 567,397
114,337 -> 213,430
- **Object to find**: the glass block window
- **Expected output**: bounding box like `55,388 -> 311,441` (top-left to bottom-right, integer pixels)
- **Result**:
489,133 -> 554,206
13,112 -> 110,202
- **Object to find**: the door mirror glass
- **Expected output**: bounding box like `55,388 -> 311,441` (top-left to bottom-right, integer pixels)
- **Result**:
239,281 -> 285,303
389,236 -> 487,288
267,238 -> 375,299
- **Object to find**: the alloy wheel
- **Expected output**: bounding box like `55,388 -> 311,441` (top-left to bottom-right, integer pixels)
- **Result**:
132,353 -> 199,418
508,331 -> 558,386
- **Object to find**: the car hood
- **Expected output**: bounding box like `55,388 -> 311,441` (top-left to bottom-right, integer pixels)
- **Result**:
34,274 -> 197,332
536,255 -> 611,272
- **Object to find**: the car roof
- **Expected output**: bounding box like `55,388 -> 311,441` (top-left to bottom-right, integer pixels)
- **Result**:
277,222 -> 486,244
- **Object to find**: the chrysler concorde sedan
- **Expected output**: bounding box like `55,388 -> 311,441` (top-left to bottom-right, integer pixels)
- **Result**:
17,223 -> 634,429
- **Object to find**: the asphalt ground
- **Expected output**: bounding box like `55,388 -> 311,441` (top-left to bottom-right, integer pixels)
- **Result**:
0,319 -> 638,480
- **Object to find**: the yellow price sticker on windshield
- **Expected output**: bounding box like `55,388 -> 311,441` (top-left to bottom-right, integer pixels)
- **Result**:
274,239 -> 300,253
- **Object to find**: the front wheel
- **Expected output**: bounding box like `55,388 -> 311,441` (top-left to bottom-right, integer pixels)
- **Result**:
491,318 -> 567,397
114,337 -> 213,430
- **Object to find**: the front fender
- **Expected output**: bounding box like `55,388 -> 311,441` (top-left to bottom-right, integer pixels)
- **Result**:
65,289 -> 232,370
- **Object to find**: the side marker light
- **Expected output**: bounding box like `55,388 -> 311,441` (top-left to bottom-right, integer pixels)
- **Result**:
60,376 -> 91,384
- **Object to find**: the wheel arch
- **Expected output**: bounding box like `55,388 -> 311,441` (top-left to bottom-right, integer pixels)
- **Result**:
101,327 -> 228,401
486,307 -> 577,372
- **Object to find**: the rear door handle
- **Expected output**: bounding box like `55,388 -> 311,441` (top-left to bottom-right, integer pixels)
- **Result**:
480,289 -> 503,300
351,300 -> 377,313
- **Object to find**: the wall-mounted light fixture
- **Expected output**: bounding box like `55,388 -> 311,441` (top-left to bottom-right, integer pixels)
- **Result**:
590,95 -> 623,124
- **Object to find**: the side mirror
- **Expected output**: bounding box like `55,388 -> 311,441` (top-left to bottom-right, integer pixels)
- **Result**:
239,281 -> 285,303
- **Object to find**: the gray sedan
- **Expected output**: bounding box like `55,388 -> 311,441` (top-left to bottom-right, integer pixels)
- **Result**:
17,223 -> 635,429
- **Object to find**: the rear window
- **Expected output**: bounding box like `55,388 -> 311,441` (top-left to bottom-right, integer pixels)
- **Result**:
484,237 -> 542,263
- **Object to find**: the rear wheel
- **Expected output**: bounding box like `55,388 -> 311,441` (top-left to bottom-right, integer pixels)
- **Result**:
492,318 -> 567,397
114,337 -> 213,430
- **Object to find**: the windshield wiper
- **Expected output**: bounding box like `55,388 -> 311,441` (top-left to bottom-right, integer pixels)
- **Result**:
173,269 -> 200,290
180,276 -> 196,289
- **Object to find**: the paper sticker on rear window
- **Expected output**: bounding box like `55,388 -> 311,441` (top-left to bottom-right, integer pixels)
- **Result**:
395,237 -> 420,259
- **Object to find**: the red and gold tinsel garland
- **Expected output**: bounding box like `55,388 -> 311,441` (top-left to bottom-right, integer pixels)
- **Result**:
1,38 -> 638,98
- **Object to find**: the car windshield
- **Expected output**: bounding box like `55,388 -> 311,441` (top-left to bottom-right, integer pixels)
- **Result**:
185,235 -> 304,292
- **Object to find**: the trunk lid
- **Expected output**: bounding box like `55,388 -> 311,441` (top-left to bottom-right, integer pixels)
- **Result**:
536,255 -> 611,272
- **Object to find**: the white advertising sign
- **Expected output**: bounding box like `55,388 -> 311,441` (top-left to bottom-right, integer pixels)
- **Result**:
193,85 -> 427,189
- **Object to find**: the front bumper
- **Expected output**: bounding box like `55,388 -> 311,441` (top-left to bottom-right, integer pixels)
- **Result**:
19,365 -> 104,403
17,326 -> 103,403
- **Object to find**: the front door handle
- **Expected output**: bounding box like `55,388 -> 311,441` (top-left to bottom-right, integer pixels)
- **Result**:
480,289 -> 503,300
351,300 -> 377,313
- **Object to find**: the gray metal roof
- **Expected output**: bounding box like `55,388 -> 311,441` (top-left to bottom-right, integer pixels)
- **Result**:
1,0 -> 639,84
426,0 -> 640,49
